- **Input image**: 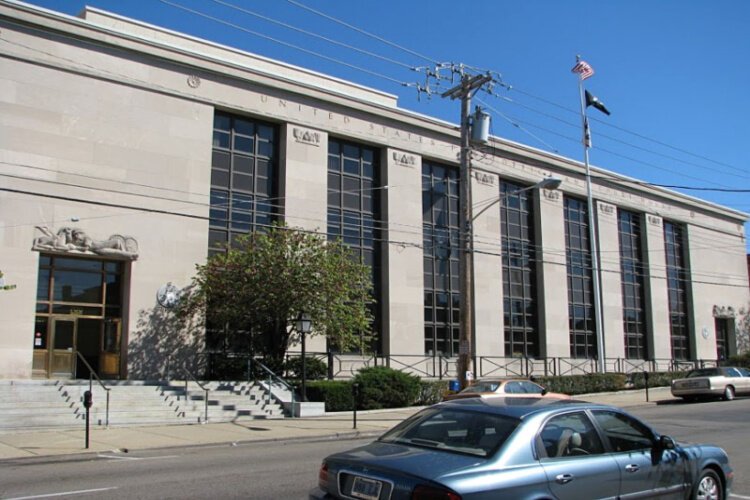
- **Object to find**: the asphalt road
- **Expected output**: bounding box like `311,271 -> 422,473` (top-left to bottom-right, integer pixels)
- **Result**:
0,398 -> 748,499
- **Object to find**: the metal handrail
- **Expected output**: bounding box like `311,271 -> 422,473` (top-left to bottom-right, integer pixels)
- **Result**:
183,365 -> 209,424
252,359 -> 298,416
74,351 -> 110,428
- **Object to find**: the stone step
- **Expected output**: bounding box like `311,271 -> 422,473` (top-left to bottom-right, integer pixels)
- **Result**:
0,380 -> 287,430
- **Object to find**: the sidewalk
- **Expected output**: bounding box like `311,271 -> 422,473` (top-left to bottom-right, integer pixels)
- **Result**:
0,387 -> 674,461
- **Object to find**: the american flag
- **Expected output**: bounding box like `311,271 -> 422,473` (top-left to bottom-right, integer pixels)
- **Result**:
571,60 -> 594,80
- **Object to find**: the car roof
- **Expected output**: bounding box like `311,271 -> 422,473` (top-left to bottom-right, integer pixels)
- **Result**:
437,396 -> 602,419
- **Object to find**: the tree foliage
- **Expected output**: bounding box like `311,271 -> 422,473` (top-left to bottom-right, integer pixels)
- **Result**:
178,224 -> 374,363
736,304 -> 750,354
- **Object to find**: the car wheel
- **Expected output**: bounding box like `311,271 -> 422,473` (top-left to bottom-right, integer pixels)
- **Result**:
692,469 -> 722,500
723,386 -> 735,401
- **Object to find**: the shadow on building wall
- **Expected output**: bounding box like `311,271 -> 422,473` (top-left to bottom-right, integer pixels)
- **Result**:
127,306 -> 205,380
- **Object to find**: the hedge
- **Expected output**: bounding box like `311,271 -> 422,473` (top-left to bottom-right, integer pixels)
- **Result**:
302,370 -> 683,411
352,366 -> 422,410
305,380 -> 354,412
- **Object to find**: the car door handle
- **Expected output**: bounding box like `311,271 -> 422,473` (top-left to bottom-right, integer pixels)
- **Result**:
555,474 -> 574,484
625,464 -> 640,473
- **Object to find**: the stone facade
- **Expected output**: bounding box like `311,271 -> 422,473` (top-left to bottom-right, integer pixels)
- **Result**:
0,1 -> 748,380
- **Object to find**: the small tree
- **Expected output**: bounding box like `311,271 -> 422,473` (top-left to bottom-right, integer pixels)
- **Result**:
736,305 -> 750,354
178,224 -> 374,365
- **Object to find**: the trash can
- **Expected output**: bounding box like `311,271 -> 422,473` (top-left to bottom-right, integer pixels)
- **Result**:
449,380 -> 460,392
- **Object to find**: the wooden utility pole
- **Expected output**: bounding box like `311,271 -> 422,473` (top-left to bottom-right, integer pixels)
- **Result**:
442,73 -> 492,390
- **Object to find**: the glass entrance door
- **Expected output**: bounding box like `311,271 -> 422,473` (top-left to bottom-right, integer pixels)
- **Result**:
50,318 -> 76,378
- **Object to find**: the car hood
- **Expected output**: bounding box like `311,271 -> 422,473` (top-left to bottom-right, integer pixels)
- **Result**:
326,441 -> 487,481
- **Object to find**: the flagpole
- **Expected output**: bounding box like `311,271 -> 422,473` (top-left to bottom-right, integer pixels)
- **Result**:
576,61 -> 607,374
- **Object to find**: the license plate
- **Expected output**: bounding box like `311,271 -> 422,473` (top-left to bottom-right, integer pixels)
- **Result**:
351,476 -> 382,500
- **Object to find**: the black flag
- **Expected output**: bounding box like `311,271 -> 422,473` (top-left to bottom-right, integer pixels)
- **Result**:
585,90 -> 611,115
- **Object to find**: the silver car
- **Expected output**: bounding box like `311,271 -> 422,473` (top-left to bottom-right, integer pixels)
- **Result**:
671,366 -> 750,401
311,398 -> 732,499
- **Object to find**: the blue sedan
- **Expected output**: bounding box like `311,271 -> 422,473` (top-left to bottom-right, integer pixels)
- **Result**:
311,398 -> 732,499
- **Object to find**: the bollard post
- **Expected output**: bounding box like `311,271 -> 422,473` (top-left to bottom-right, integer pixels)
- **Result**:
352,382 -> 360,429
644,371 -> 650,402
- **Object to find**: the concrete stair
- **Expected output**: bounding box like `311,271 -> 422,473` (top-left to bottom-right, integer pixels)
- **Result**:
0,379 -> 285,431
181,381 -> 285,423
0,380 -> 79,430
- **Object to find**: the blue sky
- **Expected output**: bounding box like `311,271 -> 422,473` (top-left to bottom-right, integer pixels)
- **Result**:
19,0 -> 750,246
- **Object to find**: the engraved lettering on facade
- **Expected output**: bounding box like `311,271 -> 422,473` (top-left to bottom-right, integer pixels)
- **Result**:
472,171 -> 496,186
292,127 -> 321,147
392,151 -> 416,167
543,190 -> 561,201
598,203 -> 615,216
647,215 -> 662,226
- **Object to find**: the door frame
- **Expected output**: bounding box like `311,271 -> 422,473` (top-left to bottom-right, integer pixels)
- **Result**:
49,317 -> 77,379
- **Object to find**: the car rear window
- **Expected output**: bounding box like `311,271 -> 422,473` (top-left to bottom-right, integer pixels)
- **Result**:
378,408 -> 520,457
686,368 -> 719,378
461,382 -> 500,393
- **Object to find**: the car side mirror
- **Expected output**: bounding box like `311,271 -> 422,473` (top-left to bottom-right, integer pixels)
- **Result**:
658,435 -> 675,450
541,388 -> 548,396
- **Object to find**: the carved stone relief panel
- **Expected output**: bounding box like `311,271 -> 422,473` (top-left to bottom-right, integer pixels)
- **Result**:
32,226 -> 139,260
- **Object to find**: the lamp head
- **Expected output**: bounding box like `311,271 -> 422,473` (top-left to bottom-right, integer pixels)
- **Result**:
537,177 -> 562,191
296,312 -> 312,334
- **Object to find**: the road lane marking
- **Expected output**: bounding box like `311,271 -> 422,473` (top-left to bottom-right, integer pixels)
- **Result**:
6,487 -> 118,499
97,454 -> 179,461
730,494 -> 750,499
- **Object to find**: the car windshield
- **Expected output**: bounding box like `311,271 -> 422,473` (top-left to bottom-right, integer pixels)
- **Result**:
460,382 -> 500,394
686,368 -> 720,378
378,407 -> 520,458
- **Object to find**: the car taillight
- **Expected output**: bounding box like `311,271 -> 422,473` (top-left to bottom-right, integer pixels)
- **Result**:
412,484 -> 461,500
318,461 -> 329,490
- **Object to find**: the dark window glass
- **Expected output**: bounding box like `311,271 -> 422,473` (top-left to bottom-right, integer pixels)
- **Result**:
210,111 -> 278,255
501,181 -> 538,357
540,411 -> 605,458
664,221 -> 690,360
591,410 -> 654,452
327,138 -> 381,353
54,271 -> 102,303
423,161 -> 460,356
564,197 -> 597,358
618,210 -> 648,359
34,255 -> 124,337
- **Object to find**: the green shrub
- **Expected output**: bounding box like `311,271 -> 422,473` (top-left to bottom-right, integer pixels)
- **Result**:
285,356 -> 328,380
535,373 -> 627,395
353,366 -> 422,410
627,371 -> 686,389
305,380 -> 354,412
535,371 -> 681,396
417,380 -> 449,406
728,352 -> 750,368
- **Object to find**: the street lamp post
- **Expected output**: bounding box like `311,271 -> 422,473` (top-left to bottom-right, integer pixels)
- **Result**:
465,177 -> 562,383
472,177 -> 563,222
295,312 -> 312,402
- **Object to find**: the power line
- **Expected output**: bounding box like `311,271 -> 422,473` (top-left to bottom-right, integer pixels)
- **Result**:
4,177 -> 746,284
157,0 -> 408,86
169,0 -> 748,195
284,0 -> 438,66
208,0 -> 416,70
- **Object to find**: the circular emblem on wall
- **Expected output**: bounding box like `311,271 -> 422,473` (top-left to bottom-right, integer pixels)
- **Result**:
186,75 -> 201,88
701,327 -> 710,340
157,283 -> 181,308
